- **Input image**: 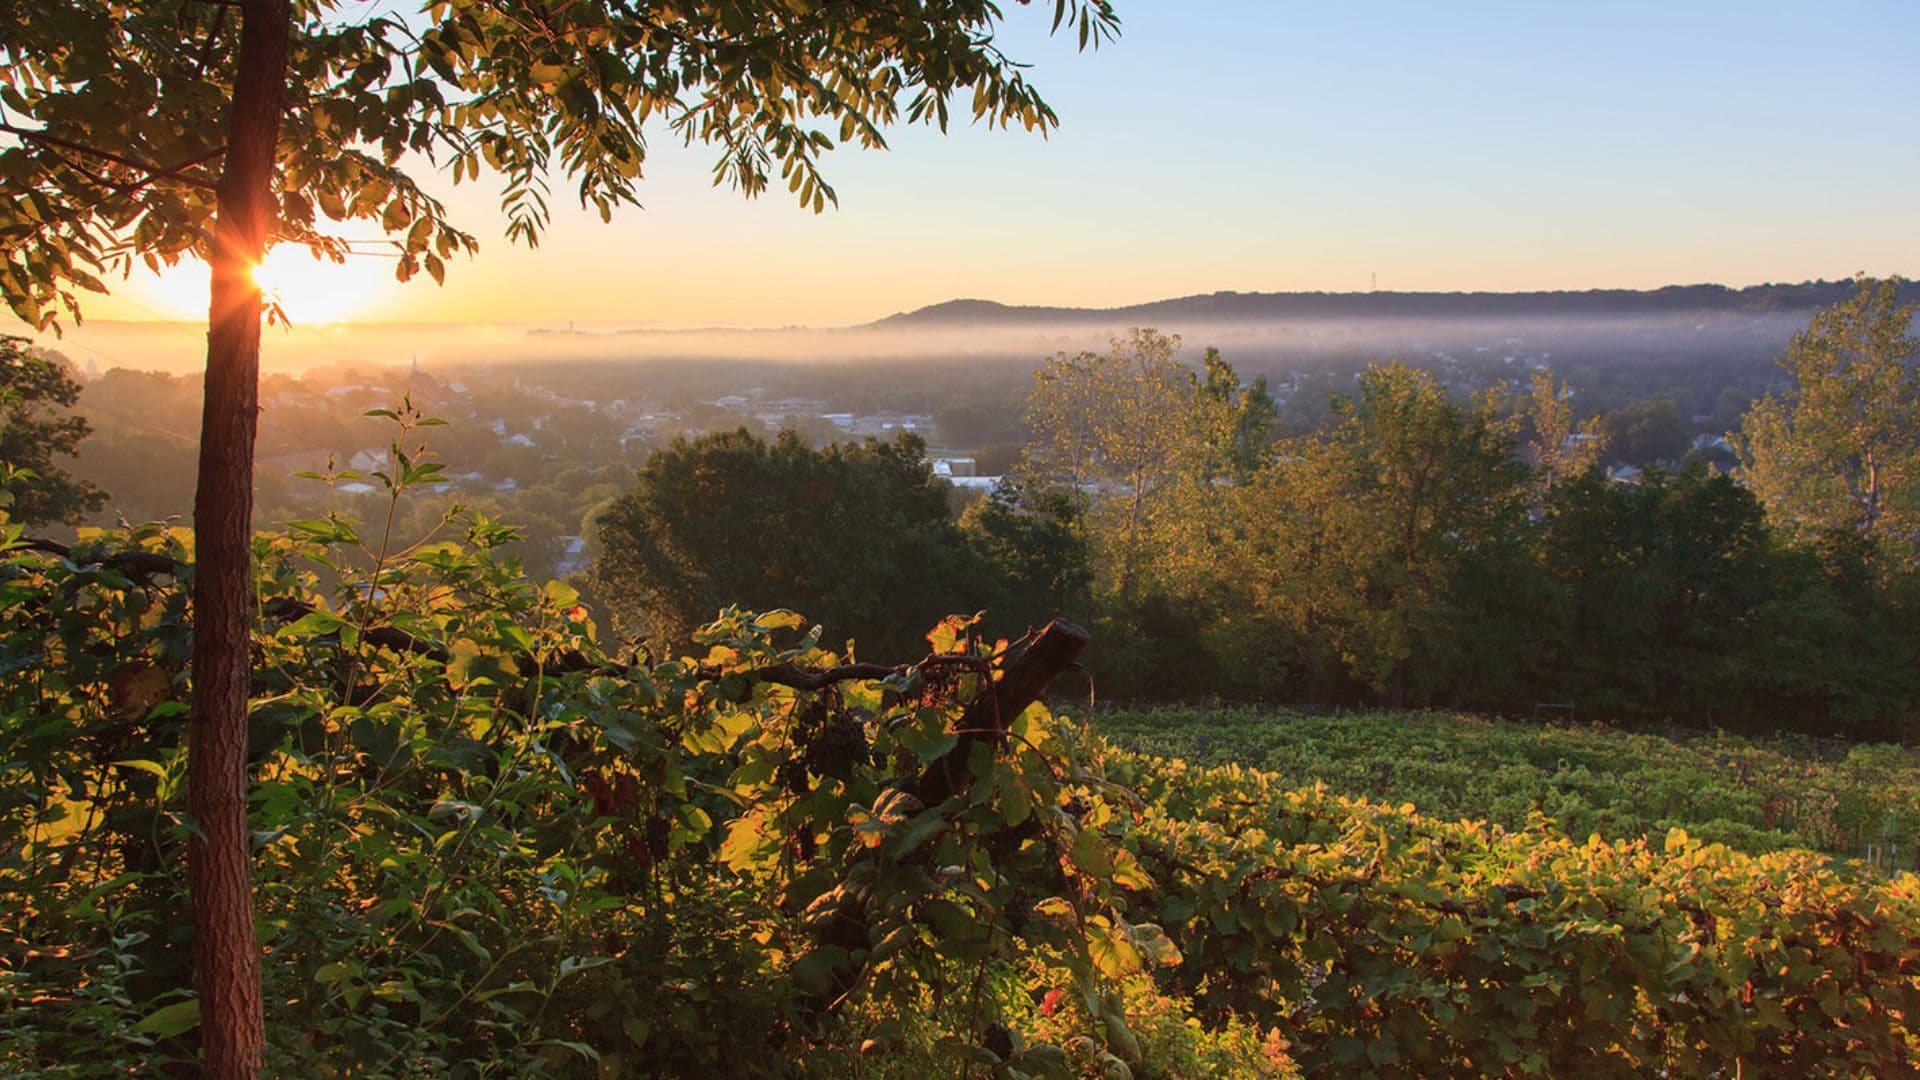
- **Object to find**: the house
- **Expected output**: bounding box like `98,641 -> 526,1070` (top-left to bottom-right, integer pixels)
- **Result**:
554,535 -> 590,577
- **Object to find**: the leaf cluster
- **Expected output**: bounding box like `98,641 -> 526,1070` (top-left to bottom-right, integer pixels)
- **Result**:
2,0 -> 1119,327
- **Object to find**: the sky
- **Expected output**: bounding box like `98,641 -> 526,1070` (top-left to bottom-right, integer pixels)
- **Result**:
83,0 -> 1920,330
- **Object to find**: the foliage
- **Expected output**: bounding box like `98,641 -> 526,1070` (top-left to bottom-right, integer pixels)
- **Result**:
1096,706 -> 1920,866
1520,370 -> 1604,492
1105,746 -> 1920,1077
1022,328 -> 1191,597
0,336 -> 107,525
1185,347 -> 1277,484
1736,276 -> 1920,568
1248,363 -> 1534,706
8,426 -> 1920,1074
8,5 -> 1133,1065
2,414 -> 1237,1075
1532,464 -> 1772,723
955,480 -> 1094,636
1597,397 -> 1689,467
1013,317 -> 1920,736
1021,331 -> 1275,598
590,428 -> 991,659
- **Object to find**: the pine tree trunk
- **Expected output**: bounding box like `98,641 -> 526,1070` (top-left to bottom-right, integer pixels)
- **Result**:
189,0 -> 289,1073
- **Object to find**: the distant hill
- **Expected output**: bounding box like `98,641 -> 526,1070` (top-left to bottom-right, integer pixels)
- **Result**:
868,280 -> 1915,329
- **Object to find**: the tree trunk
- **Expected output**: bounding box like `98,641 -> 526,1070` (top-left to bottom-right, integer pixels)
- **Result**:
189,0 -> 289,1073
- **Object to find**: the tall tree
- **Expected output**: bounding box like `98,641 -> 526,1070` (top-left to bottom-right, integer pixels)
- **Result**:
1023,328 -> 1189,598
1022,330 -> 1269,598
1186,345 -> 1277,483
1534,465 -> 1772,722
0,3 -> 1119,1070
592,429 -> 985,660
1523,369 -> 1604,493
957,480 -> 1093,636
1286,363 -> 1532,706
1598,398 -> 1689,466
0,337 -> 107,525
1736,276 -> 1920,566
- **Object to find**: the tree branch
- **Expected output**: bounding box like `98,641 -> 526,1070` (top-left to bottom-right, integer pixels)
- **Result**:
18,536 -> 182,582
195,3 -> 232,78
803,618 -> 1091,1015
0,123 -> 222,193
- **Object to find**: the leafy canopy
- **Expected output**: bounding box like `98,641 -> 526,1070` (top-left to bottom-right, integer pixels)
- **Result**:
1737,276 -> 1920,562
1021,329 -> 1274,598
592,427 -> 986,658
0,335 -> 106,525
0,0 -> 1119,328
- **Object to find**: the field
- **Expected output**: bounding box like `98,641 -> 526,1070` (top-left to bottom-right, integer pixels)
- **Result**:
1090,706 -> 1920,871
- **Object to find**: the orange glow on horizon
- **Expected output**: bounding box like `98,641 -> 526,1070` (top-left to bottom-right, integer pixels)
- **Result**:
136,247 -> 391,325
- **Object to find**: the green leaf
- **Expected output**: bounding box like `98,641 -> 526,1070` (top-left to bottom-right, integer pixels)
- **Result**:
720,813 -> 776,872
112,759 -> 169,781
282,609 -> 346,636
1070,827 -> 1113,876
1129,921 -> 1181,968
790,946 -> 848,995
753,609 -> 807,631
134,1000 -> 200,1038
1002,780 -> 1033,827
1086,919 -> 1139,978
885,806 -> 950,858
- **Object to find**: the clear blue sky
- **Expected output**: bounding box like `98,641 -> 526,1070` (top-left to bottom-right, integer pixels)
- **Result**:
104,0 -> 1920,328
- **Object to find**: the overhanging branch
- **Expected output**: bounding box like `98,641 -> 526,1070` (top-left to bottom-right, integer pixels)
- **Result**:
0,123 -> 223,193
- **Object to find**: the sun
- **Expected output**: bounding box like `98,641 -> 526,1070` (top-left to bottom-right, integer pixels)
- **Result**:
249,247 -> 389,324
134,246 -> 392,324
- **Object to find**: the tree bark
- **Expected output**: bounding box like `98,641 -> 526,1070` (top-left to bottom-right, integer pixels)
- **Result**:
189,0 -> 289,1073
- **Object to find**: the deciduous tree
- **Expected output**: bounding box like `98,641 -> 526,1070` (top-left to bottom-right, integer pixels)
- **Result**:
0,336 -> 106,525
1022,330 -> 1270,599
1523,369 -> 1604,493
1282,363 -> 1532,706
592,429 -> 986,660
0,2 -> 1118,1069
1736,276 -> 1920,567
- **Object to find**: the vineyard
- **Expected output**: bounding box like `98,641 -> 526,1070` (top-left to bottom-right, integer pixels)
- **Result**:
1095,706 -> 1920,869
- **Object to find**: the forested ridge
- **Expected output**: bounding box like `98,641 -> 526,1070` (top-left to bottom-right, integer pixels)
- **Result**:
872,279 -> 1920,328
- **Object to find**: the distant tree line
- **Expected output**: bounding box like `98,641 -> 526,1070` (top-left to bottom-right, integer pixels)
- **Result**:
591,280 -> 1920,741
